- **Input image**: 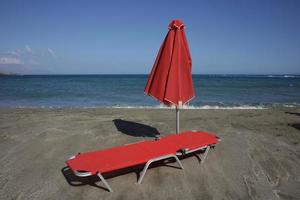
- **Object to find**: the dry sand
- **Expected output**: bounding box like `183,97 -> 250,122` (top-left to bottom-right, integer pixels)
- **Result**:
0,108 -> 300,200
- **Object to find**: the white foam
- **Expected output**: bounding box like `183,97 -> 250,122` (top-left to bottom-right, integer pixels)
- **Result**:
184,105 -> 266,109
110,105 -> 267,110
267,75 -> 297,78
7,103 -> 300,110
281,103 -> 300,108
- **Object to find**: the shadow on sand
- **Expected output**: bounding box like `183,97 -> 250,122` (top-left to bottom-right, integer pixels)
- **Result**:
286,112 -> 300,131
288,123 -> 300,131
62,149 -> 208,192
285,111 -> 300,117
113,119 -> 160,138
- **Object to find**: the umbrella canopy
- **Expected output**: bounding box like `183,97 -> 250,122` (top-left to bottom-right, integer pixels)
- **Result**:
144,19 -> 194,106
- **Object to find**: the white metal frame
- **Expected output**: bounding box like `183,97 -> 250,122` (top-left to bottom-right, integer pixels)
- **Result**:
67,156 -> 114,192
97,172 -> 113,192
176,145 -> 211,163
137,154 -> 184,184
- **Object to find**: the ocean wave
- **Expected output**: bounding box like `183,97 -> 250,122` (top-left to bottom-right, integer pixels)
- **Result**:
4,104 -> 266,109
110,105 -> 267,109
3,103 -> 299,109
267,75 -> 298,78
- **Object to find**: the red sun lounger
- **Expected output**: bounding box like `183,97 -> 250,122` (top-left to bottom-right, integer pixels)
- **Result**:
66,130 -> 219,192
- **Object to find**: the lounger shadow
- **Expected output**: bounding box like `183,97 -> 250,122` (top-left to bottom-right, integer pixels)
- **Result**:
288,123 -> 300,131
285,112 -> 300,117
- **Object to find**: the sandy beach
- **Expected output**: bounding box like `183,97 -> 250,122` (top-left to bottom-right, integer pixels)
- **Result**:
0,108 -> 300,200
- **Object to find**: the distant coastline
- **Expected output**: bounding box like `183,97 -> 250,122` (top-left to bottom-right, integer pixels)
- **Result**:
0,72 -> 17,76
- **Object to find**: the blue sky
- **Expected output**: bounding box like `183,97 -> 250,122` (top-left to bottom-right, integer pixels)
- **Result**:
0,0 -> 299,74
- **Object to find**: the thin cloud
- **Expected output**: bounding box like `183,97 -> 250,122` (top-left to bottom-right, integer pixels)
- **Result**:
1,46 -> 57,74
25,45 -> 33,53
0,56 -> 23,65
6,51 -> 20,56
27,58 -> 39,65
47,48 -> 56,58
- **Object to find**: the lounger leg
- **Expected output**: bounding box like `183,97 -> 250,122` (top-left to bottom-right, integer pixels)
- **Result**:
173,155 -> 184,169
137,154 -> 184,184
97,172 -> 113,192
201,146 -> 210,163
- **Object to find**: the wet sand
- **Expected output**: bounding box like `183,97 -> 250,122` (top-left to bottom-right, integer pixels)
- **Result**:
0,108 -> 300,200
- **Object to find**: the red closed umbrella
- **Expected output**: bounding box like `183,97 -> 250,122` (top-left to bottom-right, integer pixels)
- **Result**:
145,19 -> 195,133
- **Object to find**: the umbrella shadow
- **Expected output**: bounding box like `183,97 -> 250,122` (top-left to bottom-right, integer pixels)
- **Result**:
113,119 -> 160,138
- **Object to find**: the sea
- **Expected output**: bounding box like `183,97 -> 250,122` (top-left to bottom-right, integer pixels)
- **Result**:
0,74 -> 300,109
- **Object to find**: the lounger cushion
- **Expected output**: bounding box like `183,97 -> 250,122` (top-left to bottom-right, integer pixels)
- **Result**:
66,130 -> 217,175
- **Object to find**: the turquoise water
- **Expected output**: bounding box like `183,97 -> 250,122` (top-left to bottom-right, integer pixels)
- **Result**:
0,75 -> 300,108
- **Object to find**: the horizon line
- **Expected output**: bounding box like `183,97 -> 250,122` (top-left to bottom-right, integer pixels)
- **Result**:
2,73 -> 300,76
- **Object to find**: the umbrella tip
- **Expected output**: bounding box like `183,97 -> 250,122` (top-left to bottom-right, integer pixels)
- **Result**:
169,19 -> 184,30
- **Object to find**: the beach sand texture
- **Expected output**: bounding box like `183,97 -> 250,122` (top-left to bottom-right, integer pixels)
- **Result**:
0,108 -> 300,200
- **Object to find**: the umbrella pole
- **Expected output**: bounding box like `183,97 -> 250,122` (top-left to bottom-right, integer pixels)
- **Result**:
176,106 -> 180,134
